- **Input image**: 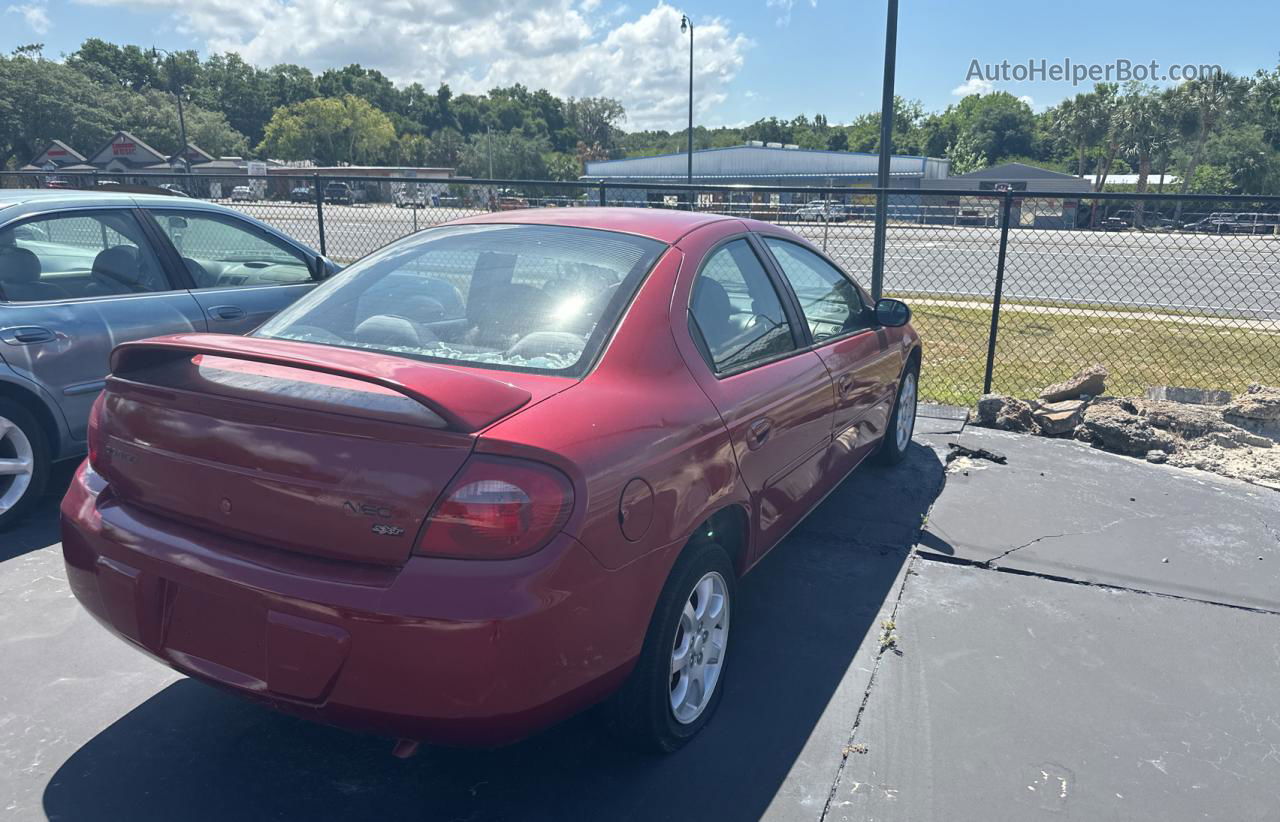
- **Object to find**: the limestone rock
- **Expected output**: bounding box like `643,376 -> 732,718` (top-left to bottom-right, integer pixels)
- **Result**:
1040,365 -> 1108,403
976,394 -> 1038,432
1224,384 -> 1280,422
1077,400 -> 1175,457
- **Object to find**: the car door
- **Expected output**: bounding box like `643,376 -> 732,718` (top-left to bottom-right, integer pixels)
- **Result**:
676,229 -> 835,561
0,207 -> 208,443
144,208 -> 320,334
759,234 -> 902,475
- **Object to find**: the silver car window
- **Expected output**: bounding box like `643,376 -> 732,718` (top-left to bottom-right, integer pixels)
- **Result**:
0,210 -> 171,302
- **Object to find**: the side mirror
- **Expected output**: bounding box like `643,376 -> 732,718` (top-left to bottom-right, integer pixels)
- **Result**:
874,298 -> 911,328
310,255 -> 329,280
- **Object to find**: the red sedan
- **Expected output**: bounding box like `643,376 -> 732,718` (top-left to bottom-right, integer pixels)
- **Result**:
61,207 -> 920,752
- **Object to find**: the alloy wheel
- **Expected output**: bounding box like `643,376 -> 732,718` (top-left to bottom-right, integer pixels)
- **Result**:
0,415 -> 35,515
669,571 -> 730,725
895,372 -> 917,452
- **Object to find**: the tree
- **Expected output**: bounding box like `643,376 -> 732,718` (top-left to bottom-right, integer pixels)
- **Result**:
565,97 -> 626,156
0,50 -> 118,167
459,131 -> 550,179
257,95 -> 396,164
1117,84 -> 1165,226
1172,74 -> 1240,218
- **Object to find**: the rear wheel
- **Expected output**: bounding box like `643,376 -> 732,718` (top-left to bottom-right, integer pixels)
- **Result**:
875,363 -> 918,466
0,399 -> 49,531
604,540 -> 735,753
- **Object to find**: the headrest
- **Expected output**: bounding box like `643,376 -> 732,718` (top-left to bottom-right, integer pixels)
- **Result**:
0,246 -> 41,284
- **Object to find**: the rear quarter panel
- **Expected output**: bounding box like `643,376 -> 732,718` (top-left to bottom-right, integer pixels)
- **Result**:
477,245 -> 745,575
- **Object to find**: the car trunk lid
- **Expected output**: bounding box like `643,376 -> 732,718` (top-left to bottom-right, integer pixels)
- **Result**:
93,333 -> 540,566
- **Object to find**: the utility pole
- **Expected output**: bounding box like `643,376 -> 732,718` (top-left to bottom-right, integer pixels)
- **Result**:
486,126 -> 494,179
869,0 -> 899,301
151,47 -> 191,174
681,15 -> 694,189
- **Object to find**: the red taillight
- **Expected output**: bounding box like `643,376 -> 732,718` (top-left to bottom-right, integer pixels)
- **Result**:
86,393 -> 107,470
417,456 -> 574,560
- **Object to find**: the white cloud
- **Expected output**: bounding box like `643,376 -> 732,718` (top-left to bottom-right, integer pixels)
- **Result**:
765,0 -> 816,27
951,76 -> 993,97
71,0 -> 749,130
1018,94 -> 1034,108
6,0 -> 50,33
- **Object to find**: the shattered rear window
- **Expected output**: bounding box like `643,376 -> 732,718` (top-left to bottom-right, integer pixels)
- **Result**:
257,223 -> 665,376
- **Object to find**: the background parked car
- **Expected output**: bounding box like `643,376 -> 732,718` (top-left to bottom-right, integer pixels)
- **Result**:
230,185 -> 254,202
394,187 -> 429,208
289,186 -> 314,203
0,189 -> 336,528
1182,213 -> 1238,233
796,200 -> 844,222
324,181 -> 355,205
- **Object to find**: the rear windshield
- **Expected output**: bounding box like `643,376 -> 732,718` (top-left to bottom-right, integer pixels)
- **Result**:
257,223 -> 666,376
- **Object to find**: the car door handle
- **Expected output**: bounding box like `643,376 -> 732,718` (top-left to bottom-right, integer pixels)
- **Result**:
836,374 -> 854,395
746,418 -> 773,450
0,326 -> 56,345
207,305 -> 246,321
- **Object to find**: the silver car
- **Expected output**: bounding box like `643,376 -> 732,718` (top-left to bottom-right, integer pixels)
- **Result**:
0,190 -> 336,528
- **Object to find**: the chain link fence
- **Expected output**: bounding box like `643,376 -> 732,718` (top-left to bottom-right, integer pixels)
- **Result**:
4,170 -> 1277,407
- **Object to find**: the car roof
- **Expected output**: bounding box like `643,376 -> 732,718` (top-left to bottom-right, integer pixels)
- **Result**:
0,188 -> 235,212
448,207 -> 735,244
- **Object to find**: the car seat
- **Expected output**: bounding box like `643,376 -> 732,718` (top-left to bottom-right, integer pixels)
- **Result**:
0,247 -> 65,301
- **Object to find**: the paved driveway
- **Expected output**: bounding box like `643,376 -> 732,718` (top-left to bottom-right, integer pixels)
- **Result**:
4,425 -> 1279,821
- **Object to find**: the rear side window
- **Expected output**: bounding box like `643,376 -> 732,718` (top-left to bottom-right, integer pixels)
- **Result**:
689,239 -> 797,373
0,210 -> 170,302
257,224 -> 665,375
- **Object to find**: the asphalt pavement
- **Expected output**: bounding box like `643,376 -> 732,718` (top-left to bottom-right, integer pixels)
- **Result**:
4,424 -> 1279,820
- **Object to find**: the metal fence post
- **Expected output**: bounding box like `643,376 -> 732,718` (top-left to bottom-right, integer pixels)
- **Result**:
982,192 -> 1014,395
599,181 -> 607,207
313,174 -> 327,256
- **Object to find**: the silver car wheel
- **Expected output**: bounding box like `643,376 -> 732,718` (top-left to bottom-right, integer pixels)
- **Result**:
895,372 -> 917,453
0,414 -> 35,515
669,571 -> 730,725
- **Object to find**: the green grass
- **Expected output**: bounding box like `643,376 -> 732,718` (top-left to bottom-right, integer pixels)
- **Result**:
908,301 -> 1280,407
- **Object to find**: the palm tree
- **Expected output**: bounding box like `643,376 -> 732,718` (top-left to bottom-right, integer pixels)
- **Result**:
1172,74 -> 1238,221
1118,85 -> 1164,228
1090,84 -> 1122,193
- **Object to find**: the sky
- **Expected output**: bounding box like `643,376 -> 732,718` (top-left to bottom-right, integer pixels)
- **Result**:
3,0 -> 1278,132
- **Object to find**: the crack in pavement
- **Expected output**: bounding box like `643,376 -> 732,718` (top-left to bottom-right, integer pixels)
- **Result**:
818,551 -> 920,822
917,552 -> 1280,617
979,513 -> 1164,566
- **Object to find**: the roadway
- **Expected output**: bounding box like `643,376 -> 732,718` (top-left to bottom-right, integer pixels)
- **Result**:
224,202 -> 1280,320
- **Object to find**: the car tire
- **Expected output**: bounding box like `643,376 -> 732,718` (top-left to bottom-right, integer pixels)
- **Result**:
0,398 -> 50,531
603,539 -> 736,753
874,361 -> 919,466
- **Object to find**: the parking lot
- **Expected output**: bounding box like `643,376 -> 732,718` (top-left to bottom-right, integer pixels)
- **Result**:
6,423 -> 1279,821
227,202 -> 1280,321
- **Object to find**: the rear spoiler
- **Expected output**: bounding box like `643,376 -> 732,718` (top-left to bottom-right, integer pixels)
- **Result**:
110,333 -> 532,433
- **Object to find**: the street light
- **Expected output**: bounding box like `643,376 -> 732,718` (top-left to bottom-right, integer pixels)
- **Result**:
150,47 -> 191,174
680,14 -> 694,190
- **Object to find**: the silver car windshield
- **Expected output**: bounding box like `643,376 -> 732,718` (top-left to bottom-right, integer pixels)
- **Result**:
257,223 -> 665,376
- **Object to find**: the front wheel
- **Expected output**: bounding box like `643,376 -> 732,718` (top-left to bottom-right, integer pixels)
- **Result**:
0,399 -> 49,531
875,364 -> 918,465
604,541 -> 735,752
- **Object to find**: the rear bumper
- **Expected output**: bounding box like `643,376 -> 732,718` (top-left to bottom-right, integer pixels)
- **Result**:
59,463 -> 639,746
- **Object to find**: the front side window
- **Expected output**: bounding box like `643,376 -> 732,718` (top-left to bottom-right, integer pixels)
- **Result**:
689,239 -> 797,373
148,210 -> 313,289
0,210 -> 170,302
257,224 -> 665,375
763,238 -> 870,342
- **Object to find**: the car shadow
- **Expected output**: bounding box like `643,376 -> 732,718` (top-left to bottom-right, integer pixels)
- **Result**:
1,459 -> 78,562
42,442 -> 945,822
